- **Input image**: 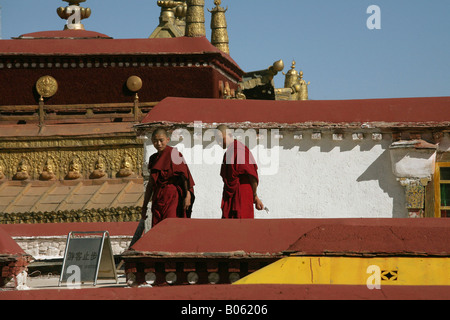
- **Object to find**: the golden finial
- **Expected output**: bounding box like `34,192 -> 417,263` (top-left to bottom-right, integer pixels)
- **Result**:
57,0 -> 91,30
298,71 -> 311,101
283,60 -> 299,89
209,0 -> 229,54
185,0 -> 206,37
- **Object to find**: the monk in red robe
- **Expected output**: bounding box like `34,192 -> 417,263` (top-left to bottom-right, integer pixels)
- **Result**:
216,125 -> 264,219
141,128 -> 195,227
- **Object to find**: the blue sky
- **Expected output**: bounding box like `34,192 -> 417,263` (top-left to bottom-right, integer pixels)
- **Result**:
1,0 -> 449,100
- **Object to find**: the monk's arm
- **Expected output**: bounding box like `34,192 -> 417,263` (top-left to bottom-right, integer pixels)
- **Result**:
141,179 -> 154,219
180,175 -> 191,210
249,175 -> 264,210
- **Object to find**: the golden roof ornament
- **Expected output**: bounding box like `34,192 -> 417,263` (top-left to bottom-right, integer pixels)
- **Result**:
283,61 -> 300,89
57,0 -> 91,30
150,1 -> 187,38
209,0 -> 230,55
127,75 -> 143,103
298,71 -> 311,101
277,60 -> 311,101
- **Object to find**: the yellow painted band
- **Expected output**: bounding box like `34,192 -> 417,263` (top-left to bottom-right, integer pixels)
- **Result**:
234,256 -> 450,286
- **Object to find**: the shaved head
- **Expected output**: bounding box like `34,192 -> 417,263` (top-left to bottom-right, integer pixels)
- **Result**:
152,127 -> 169,139
216,124 -> 233,137
152,127 -> 170,153
216,124 -> 229,134
215,124 -> 234,148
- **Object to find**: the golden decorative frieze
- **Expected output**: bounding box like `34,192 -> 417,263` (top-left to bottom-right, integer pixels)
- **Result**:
0,206 -> 141,224
0,146 -> 143,181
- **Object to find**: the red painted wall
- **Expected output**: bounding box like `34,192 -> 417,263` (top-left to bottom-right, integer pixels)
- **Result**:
0,64 -> 236,105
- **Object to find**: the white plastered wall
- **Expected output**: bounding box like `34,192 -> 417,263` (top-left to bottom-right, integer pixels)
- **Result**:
143,129 -> 407,220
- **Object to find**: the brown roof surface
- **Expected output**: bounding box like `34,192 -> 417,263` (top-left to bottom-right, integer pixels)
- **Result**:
286,220 -> 450,257
0,36 -> 236,62
126,218 -> 450,258
127,218 -> 310,258
140,96 -> 450,128
0,178 -> 144,214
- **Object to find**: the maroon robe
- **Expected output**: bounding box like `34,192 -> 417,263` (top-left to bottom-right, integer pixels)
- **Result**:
220,140 -> 259,219
149,146 -> 195,227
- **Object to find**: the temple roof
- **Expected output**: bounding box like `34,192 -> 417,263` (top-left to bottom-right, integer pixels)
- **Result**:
0,178 -> 143,215
0,35 -> 243,106
139,96 -> 450,129
124,218 -> 450,258
0,36 -> 237,62
14,30 -> 112,40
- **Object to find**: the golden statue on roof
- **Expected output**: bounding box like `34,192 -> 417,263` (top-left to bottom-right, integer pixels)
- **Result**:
274,60 -> 311,101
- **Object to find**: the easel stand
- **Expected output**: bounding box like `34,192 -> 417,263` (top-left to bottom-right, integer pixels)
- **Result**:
59,231 -> 118,287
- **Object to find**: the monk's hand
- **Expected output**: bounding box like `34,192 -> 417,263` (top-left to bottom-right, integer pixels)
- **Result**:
254,195 -> 264,211
184,192 -> 191,211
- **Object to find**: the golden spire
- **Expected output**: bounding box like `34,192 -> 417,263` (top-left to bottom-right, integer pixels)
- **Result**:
185,0 -> 206,37
57,0 -> 91,30
209,0 -> 230,55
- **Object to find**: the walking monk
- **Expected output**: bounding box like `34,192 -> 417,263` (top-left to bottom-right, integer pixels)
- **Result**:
141,128 -> 195,227
216,125 -> 264,219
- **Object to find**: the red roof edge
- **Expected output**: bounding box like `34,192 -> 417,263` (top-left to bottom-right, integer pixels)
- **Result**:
140,96 -> 450,126
14,30 -> 112,40
1,222 -> 139,238
0,226 -> 26,255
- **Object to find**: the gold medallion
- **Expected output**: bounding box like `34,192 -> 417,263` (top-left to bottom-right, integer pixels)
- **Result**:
126,76 -> 143,92
36,76 -> 58,98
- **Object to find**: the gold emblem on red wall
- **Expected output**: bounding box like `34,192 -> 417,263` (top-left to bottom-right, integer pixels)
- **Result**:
36,76 -> 59,100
